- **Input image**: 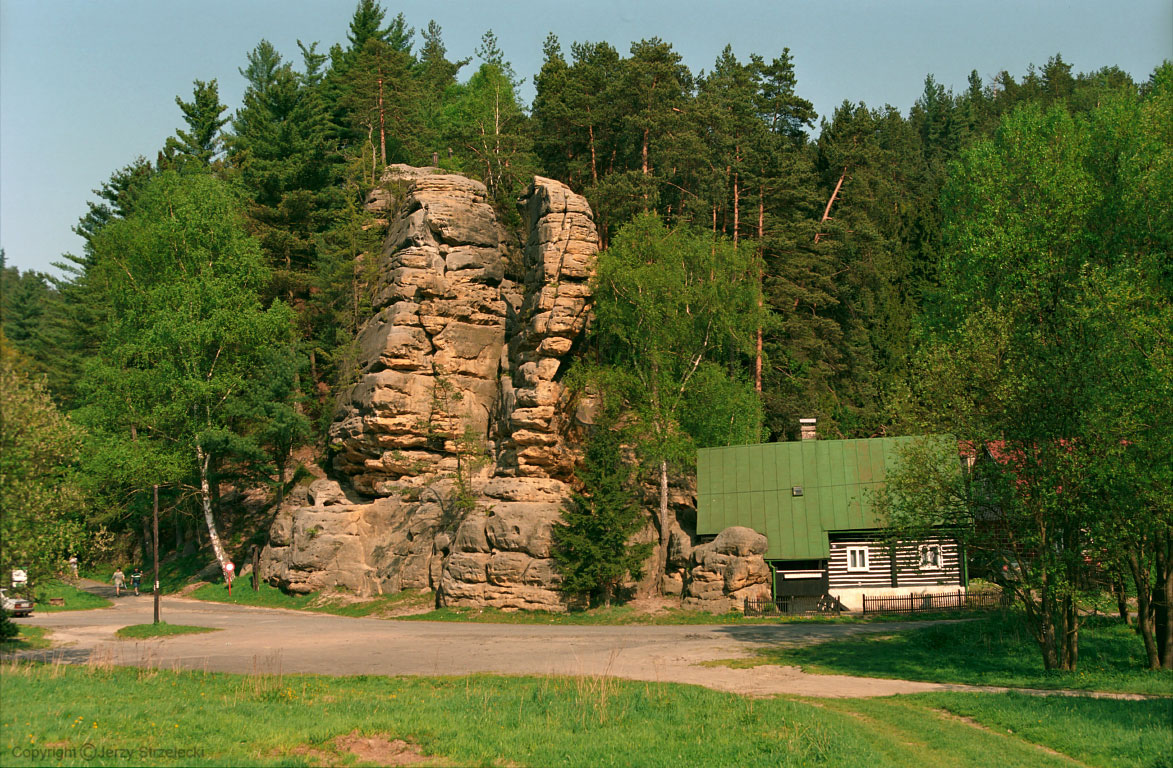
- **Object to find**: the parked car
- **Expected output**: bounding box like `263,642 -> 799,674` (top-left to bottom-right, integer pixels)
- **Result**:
0,588 -> 33,617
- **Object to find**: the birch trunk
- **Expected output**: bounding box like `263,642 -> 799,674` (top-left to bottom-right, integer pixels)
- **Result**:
755,186 -> 764,394
655,458 -> 670,593
588,123 -> 598,184
377,76 -> 387,167
196,444 -> 230,581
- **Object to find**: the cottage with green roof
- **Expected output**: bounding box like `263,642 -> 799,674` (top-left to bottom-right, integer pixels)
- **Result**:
696,421 -> 966,611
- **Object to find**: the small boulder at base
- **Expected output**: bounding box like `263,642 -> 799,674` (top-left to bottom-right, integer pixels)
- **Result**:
682,525 -> 770,613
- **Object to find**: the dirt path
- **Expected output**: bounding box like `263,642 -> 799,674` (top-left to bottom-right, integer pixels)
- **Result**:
6,585 -> 1147,701
9,587 -> 947,698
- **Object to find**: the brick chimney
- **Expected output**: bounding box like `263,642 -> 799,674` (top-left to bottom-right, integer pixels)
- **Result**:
799,417 -> 817,441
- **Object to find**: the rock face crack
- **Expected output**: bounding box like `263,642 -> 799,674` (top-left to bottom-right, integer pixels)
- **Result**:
260,167 -> 599,611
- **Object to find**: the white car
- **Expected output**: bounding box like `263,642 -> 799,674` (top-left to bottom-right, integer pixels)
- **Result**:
0,588 -> 33,617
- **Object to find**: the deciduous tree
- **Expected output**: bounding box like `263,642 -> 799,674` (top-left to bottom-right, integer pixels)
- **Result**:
582,214 -> 763,587
80,171 -> 298,581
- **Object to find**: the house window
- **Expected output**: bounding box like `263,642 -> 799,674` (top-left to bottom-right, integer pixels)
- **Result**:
846,546 -> 869,572
919,544 -> 942,569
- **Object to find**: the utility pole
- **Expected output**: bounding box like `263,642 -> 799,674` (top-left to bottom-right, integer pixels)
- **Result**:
153,485 -> 161,625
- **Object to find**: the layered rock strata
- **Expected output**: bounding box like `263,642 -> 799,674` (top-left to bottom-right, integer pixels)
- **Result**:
260,167 -> 599,611
679,526 -> 772,613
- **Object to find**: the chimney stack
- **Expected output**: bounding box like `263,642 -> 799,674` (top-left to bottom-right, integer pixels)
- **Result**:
799,418 -> 817,441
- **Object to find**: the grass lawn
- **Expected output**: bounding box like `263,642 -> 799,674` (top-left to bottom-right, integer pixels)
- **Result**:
3,663 -> 1168,767
195,584 -> 872,626
189,582 -> 436,617
32,581 -> 111,612
910,691 -> 1173,768
406,604 -> 860,625
0,625 -> 51,652
114,623 -> 220,639
732,610 -> 1173,696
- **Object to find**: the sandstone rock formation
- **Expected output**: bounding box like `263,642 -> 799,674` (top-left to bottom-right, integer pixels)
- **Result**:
260,167 -> 599,611
680,526 -> 772,613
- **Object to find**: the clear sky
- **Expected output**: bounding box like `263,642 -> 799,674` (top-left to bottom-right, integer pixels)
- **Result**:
1,0 -> 1169,275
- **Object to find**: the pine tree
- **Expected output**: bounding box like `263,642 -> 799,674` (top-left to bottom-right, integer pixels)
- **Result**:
229,40 -> 338,295
346,1 -> 412,56
552,415 -> 652,607
341,39 -> 420,171
162,79 -> 229,167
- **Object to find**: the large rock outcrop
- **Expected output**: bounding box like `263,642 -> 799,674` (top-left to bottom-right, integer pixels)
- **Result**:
260,167 -> 599,611
680,526 -> 772,613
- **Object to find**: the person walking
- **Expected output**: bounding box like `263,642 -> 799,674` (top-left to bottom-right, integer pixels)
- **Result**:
68,556 -> 79,582
131,567 -> 143,596
112,567 -> 125,597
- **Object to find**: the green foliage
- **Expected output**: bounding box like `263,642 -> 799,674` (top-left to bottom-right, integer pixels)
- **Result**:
745,611 -> 1173,696
885,79 -> 1173,672
0,257 -> 52,363
162,79 -> 229,167
553,416 -> 652,606
437,60 -> 539,217
0,612 -> 17,642
33,580 -> 111,612
75,170 -> 299,563
114,623 -> 220,639
5,664 -> 1167,767
0,352 -> 86,590
229,39 -> 340,294
588,214 -> 763,467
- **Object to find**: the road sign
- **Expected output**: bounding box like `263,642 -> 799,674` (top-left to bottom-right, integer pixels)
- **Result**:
11,569 -> 27,586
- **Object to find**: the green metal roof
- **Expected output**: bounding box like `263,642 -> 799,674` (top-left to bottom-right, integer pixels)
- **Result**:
696,436 -> 955,561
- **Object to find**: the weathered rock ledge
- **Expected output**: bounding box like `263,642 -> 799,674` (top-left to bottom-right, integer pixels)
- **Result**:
260,166 -> 763,613
260,167 -> 598,611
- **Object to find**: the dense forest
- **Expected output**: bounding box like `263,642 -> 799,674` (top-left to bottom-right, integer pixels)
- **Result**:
2,1 -> 1169,669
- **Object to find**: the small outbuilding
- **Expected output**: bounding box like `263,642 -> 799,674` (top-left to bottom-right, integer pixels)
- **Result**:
696,422 -> 965,612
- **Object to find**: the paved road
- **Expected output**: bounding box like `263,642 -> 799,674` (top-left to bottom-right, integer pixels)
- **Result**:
12,583 -> 950,698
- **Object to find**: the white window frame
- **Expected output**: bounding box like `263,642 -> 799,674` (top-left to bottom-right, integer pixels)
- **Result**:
919,544 -> 942,569
846,546 -> 870,572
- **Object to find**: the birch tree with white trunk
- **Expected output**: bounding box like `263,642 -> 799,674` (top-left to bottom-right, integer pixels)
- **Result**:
581,213 -> 764,591
83,170 -> 298,582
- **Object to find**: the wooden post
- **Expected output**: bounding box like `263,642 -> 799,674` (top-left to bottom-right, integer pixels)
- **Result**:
153,485 -> 160,625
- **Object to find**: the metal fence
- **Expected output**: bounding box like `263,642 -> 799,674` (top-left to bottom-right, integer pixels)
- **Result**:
861,589 -> 1009,615
744,594 -> 842,617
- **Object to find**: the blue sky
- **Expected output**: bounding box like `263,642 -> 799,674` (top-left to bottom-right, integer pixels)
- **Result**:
2,0 -> 1169,274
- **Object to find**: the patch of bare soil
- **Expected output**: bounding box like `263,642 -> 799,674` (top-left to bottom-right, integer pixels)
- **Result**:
336,732 -> 435,765
376,602 -> 436,618
175,581 -> 208,597
623,596 -> 678,616
311,590 -> 436,618
288,732 -> 437,766
309,592 -> 370,609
